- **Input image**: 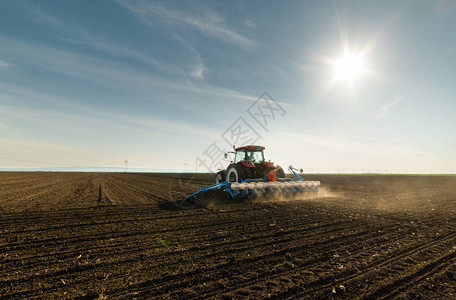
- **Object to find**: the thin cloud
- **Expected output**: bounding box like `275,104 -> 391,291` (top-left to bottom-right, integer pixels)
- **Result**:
1,139 -> 90,153
116,0 -> 255,49
19,2 -> 65,27
279,131 -> 424,159
189,64 -> 206,80
172,34 -> 207,80
19,3 -> 194,78
13,3 -> 234,93
0,59 -> 13,67
0,101 -> 220,141
0,36 -> 263,109
61,30 -> 185,76
14,3 -> 210,81
376,96 -> 402,120
244,19 -> 256,29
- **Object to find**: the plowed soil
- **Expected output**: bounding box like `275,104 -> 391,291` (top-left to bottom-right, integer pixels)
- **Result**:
1,172 -> 456,299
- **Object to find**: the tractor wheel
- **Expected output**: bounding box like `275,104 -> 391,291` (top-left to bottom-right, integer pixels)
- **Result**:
226,164 -> 251,183
215,171 -> 225,184
276,166 -> 286,179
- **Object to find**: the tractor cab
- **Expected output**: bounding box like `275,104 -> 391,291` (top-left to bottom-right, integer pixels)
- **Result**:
234,146 -> 265,164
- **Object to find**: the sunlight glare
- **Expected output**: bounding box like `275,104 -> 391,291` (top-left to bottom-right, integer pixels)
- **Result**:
333,53 -> 365,82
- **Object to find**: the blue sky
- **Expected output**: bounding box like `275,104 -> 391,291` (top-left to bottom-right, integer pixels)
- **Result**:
0,0 -> 455,173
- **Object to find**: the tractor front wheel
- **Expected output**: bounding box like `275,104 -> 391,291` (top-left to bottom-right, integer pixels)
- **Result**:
215,171 -> 225,184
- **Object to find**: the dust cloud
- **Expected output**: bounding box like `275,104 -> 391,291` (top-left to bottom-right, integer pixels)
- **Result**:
250,187 -> 343,203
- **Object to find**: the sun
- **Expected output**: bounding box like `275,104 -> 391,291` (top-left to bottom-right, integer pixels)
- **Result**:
333,53 -> 365,83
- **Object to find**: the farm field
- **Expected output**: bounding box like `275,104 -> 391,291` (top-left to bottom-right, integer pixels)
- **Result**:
1,172 -> 456,299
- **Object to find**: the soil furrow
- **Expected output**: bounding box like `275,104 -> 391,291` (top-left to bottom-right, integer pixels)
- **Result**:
1,172 -> 455,298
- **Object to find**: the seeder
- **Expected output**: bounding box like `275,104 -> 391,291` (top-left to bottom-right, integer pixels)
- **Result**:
184,165 -> 321,205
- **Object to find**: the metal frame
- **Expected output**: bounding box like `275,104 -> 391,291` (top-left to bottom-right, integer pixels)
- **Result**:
184,165 -> 314,201
288,165 -> 305,181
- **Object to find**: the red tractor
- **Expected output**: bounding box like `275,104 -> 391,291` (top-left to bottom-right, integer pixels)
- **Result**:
215,145 -> 285,183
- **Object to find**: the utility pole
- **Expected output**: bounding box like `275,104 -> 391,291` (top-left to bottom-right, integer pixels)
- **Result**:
124,160 -> 128,173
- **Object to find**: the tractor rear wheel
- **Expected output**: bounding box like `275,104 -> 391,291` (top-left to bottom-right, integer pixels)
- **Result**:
226,164 -> 251,183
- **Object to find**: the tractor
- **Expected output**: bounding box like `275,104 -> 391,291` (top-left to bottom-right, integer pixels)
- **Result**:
215,145 -> 286,184
178,145 -> 320,207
